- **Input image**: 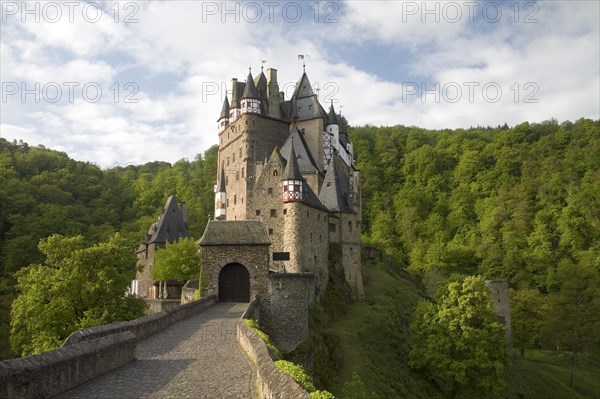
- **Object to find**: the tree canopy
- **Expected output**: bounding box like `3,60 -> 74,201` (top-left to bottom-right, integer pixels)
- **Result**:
151,237 -> 201,281
409,275 -> 509,399
10,234 -> 147,356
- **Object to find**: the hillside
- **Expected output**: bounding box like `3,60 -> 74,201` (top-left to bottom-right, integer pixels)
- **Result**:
326,256 -> 600,398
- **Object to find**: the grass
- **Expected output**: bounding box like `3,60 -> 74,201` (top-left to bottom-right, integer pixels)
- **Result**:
329,258 -> 436,398
327,257 -> 600,399
504,350 -> 600,399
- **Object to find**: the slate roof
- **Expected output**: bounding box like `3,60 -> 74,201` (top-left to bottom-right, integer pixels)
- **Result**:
138,195 -> 189,250
284,140 -> 302,180
254,71 -> 267,99
327,102 -> 338,125
218,95 -> 229,121
199,220 -> 271,246
319,155 -> 354,213
217,165 -> 226,192
280,128 -> 320,175
242,71 -> 258,99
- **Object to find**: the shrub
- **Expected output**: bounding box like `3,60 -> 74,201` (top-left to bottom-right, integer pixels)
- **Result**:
310,390 -> 336,399
274,360 -> 316,392
243,318 -> 282,359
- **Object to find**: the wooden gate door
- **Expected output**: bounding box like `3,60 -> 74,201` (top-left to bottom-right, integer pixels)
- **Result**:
218,263 -> 250,302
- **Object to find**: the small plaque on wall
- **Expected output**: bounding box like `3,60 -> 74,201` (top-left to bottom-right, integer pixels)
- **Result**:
273,252 -> 290,261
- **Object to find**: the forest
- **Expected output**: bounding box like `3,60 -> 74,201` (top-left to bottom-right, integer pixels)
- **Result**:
1,118 -> 598,396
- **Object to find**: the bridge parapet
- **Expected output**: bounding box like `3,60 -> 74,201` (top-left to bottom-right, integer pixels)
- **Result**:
237,299 -> 310,399
63,294 -> 217,346
1,295 -> 217,399
0,331 -> 135,399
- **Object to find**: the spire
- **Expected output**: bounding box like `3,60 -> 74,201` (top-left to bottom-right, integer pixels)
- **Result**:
284,140 -> 302,181
242,70 -> 258,99
217,165 -> 226,193
327,101 -> 338,125
219,95 -> 230,121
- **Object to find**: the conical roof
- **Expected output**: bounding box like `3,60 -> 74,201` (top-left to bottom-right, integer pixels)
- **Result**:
217,165 -> 226,192
284,140 -> 302,180
327,102 -> 338,125
242,71 -> 258,99
219,95 -> 230,121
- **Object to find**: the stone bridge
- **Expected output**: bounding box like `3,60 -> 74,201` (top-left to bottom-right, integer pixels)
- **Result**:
0,297 -> 310,399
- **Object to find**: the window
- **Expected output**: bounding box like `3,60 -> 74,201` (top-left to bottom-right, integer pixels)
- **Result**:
227,157 -> 230,166
234,195 -> 237,205
270,209 -> 276,217
241,167 -> 245,178
329,223 -> 336,232
236,171 -> 239,181
256,210 -> 261,216
268,187 -> 273,195
283,208 -> 287,215
307,210 -> 309,217
348,221 -> 352,232
268,228 -> 274,235
233,152 -> 235,162
239,148 -> 242,158
273,170 -> 278,176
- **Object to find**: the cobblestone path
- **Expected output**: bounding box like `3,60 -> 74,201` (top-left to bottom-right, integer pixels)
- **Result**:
56,303 -> 258,399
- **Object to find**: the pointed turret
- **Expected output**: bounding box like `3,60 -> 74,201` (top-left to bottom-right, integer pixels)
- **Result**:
218,95 -> 230,132
215,166 -> 227,220
241,69 -> 262,115
229,78 -> 241,123
282,142 -> 303,203
327,101 -> 338,126
242,70 -> 258,99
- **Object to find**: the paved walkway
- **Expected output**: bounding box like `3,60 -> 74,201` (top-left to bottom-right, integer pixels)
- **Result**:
56,303 -> 259,399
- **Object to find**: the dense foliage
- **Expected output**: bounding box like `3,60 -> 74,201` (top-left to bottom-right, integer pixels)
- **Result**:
409,276 -> 509,398
351,119 -> 599,292
10,234 -> 148,356
151,237 -> 201,281
0,138 -> 217,359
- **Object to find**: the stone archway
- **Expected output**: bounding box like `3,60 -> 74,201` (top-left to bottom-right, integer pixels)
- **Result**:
218,263 -> 250,302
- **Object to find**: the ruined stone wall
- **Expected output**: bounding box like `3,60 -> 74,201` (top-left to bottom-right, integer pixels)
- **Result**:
262,272 -> 314,354
200,244 -> 270,300
328,212 -> 364,300
485,280 -> 513,347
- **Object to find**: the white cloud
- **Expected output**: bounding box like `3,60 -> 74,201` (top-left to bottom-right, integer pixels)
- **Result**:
1,0 -> 598,167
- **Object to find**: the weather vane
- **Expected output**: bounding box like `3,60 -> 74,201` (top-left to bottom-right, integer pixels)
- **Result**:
298,54 -> 309,72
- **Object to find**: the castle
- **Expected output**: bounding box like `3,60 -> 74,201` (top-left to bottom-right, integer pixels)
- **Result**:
198,65 -> 364,351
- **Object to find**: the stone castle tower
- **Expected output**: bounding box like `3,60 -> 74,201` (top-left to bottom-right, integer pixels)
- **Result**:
199,66 -> 364,352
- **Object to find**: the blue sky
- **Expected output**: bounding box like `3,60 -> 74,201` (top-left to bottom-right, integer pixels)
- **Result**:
1,0 -> 598,167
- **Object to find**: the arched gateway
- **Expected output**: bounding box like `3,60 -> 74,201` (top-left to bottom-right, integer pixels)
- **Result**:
218,263 -> 250,302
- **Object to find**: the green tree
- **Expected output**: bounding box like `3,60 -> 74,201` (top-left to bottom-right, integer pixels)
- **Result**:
10,234 -> 147,356
151,237 -> 200,281
543,261 -> 600,388
510,288 -> 548,357
409,276 -> 508,399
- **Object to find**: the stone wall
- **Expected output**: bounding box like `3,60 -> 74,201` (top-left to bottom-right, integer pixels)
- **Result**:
0,331 -> 135,399
237,308 -> 310,399
262,272 -> 314,353
485,280 -> 513,349
146,298 -> 181,314
63,295 -> 217,346
200,244 -> 270,300
282,202 -> 329,297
